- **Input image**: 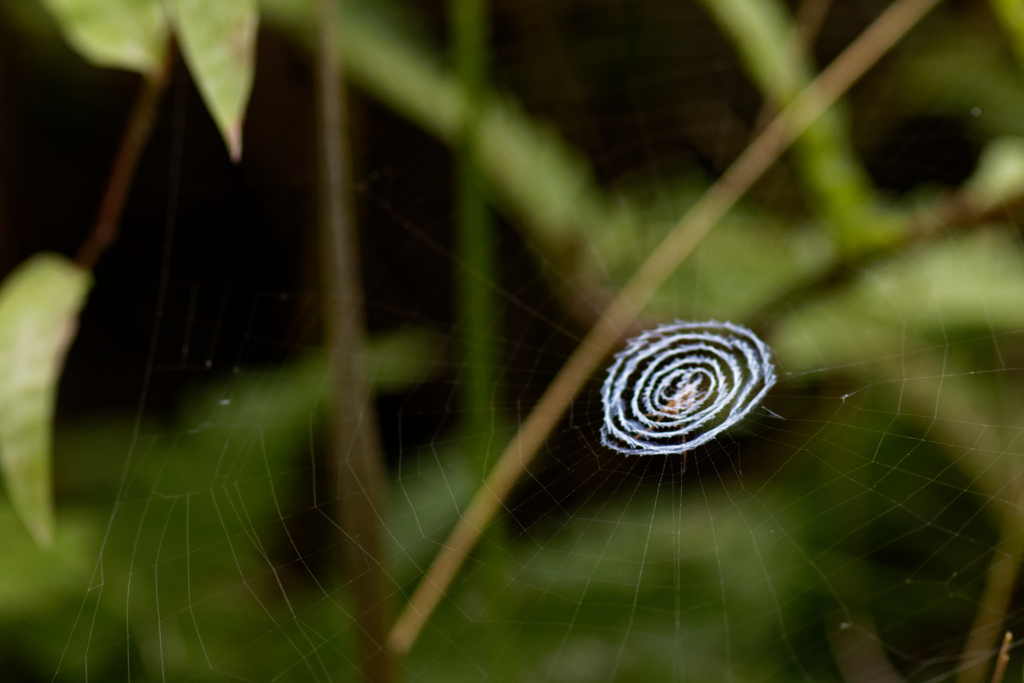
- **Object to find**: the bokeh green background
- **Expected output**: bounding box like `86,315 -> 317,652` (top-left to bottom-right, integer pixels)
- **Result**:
3,0 -> 1024,681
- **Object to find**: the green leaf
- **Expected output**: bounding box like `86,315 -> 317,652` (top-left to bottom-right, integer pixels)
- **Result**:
990,0 -> 1024,75
0,254 -> 92,546
367,327 -> 444,394
771,229 -> 1024,372
38,0 -> 169,75
0,504 -> 96,619
967,136 -> 1024,211
169,0 -> 259,161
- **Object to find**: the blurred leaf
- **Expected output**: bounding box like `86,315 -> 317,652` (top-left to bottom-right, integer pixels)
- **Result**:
672,220 -> 833,320
367,327 -> 444,394
169,0 -> 259,161
772,229 -> 1024,372
0,253 -> 91,546
0,504 -> 96,619
387,443 -> 478,586
892,25 -> 1024,139
507,490 -> 816,683
989,0 -> 1024,74
771,300 -> 897,374
38,0 -> 169,75
698,0 -> 892,253
601,178 -> 835,320
699,0 -> 801,99
967,136 -> 1024,210
846,229 -> 1024,332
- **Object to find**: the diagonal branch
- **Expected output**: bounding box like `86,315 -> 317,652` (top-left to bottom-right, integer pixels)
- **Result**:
386,0 -> 942,657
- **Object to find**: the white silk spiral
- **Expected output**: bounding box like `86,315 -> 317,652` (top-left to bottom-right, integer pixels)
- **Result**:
600,320 -> 776,455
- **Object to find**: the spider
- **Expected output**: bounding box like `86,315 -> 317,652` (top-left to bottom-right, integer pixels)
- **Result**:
643,378 -> 706,474
661,381 -> 703,418
648,376 -> 705,422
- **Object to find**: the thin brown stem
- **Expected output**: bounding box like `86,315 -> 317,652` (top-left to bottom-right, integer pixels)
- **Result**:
830,611 -> 907,683
316,0 -> 393,680
859,347 -> 1018,683
795,0 -> 834,48
990,631 -> 1013,683
958,538 -> 1019,683
75,44 -> 176,270
959,484 -> 1024,683
386,0 -> 941,656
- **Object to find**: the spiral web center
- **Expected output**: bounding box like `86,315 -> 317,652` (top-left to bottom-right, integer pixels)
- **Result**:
602,321 -> 776,455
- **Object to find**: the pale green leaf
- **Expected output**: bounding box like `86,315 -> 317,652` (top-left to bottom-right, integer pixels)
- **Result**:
170,0 -> 259,161
0,254 -> 92,546
966,136 -> 1024,211
850,229 -> 1024,332
772,229 -> 1024,372
39,0 -> 169,75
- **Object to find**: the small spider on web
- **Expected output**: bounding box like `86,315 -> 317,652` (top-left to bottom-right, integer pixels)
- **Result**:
641,377 -> 709,474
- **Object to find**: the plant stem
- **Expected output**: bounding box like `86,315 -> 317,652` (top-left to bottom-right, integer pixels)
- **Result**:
751,0 -> 833,133
452,0 -> 497,477
75,44 -> 176,270
701,0 -> 881,252
316,1 -> 393,680
990,631 -> 1013,683
386,0 -> 941,656
958,502 -> 1023,683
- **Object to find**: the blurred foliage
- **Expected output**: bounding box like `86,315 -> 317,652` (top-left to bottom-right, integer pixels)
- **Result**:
5,0 -> 1024,681
39,0 -> 257,156
698,0 -> 891,250
168,0 -> 259,160
38,0 -> 168,74
0,254 -> 90,547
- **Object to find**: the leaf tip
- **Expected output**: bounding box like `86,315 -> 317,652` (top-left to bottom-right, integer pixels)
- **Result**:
226,121 -> 243,163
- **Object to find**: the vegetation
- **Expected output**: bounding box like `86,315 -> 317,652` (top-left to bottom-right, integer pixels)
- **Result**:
3,0 -> 1024,681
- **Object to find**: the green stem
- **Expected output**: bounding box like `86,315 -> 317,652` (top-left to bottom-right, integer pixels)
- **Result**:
699,0 -> 891,253
452,0 -> 497,476
262,1 -> 637,293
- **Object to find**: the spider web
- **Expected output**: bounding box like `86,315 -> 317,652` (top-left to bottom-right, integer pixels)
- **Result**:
5,0 -> 1024,682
